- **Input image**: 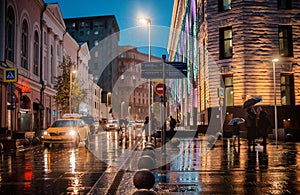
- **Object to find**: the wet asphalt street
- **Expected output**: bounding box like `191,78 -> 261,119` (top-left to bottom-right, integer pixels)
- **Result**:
0,130 -> 300,194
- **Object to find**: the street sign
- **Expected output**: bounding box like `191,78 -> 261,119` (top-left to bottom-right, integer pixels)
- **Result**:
4,68 -> 18,82
141,61 -> 187,79
155,83 -> 165,95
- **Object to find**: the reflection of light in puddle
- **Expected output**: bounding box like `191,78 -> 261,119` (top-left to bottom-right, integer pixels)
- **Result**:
43,149 -> 51,172
70,149 -> 76,173
73,178 -> 79,193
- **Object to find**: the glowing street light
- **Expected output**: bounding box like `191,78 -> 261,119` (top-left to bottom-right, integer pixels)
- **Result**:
272,58 -> 279,147
70,69 -> 77,113
139,17 -> 152,141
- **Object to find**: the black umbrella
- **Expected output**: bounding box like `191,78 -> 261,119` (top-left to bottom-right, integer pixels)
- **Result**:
228,117 -> 245,125
242,96 -> 262,109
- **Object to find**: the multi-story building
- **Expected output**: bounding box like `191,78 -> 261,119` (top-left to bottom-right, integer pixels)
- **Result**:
168,0 -> 300,130
0,1 -> 92,138
115,46 -> 161,121
64,16 -> 120,95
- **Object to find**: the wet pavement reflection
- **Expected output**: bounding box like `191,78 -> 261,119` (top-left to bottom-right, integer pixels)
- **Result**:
1,131 -> 300,194
151,135 -> 300,194
0,130 -> 135,194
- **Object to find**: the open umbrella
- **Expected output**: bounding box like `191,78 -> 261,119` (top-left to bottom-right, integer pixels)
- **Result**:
242,96 -> 262,109
228,117 -> 245,125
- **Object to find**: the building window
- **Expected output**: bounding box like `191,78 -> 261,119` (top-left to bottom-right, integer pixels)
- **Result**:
220,27 -> 232,59
33,31 -> 39,75
281,75 -> 294,105
223,76 -> 234,106
279,26 -> 293,57
219,0 -> 231,11
6,6 -> 15,62
278,0 -> 291,9
21,20 -> 29,69
94,51 -> 98,58
94,40 -> 99,46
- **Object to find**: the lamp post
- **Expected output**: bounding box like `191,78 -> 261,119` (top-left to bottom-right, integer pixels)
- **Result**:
139,17 -> 152,141
107,92 -> 111,120
69,69 -> 77,113
272,58 -> 279,147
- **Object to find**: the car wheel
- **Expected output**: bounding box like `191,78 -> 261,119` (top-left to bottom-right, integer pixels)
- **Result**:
44,143 -> 50,148
74,136 -> 80,148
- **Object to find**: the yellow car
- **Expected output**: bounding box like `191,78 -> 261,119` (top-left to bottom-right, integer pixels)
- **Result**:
42,118 -> 90,148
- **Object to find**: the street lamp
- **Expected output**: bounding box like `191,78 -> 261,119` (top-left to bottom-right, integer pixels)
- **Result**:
70,69 -> 77,113
139,17 -> 152,141
107,92 -> 111,120
272,58 -> 279,147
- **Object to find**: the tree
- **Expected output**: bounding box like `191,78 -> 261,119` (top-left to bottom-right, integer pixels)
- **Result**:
54,56 -> 84,114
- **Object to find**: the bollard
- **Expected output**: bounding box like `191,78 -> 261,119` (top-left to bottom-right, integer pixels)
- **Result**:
170,138 -> 180,147
285,133 -> 294,142
144,144 -> 155,151
138,155 -> 155,170
216,132 -> 222,140
142,149 -> 155,160
207,135 -> 216,144
145,141 -> 155,148
133,169 -> 155,190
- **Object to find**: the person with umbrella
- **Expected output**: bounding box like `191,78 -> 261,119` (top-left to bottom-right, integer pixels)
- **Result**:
228,117 -> 244,146
232,121 -> 241,146
257,106 -> 271,149
245,106 -> 257,151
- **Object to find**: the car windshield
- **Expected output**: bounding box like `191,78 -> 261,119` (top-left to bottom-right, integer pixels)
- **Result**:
51,120 -> 76,127
81,117 -> 94,124
108,120 -> 118,124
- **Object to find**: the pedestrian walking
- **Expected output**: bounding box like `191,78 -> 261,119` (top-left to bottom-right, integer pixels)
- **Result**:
245,106 -> 257,150
170,116 -> 176,131
143,116 -> 149,141
232,122 -> 241,146
257,106 -> 271,149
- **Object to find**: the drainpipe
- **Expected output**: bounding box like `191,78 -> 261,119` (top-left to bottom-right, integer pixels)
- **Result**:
39,4 -> 47,135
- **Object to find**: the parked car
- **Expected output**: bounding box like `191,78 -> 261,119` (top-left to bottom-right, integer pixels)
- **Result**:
41,118 -> 90,148
105,120 -> 120,131
80,116 -> 99,134
135,120 -> 144,129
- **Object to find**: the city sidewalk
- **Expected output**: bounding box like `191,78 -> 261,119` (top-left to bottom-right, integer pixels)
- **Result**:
117,135 -> 300,194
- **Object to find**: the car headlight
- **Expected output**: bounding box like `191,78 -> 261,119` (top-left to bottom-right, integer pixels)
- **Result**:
43,131 -> 49,136
68,131 -> 76,136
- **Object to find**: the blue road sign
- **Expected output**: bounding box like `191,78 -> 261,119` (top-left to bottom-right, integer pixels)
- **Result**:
4,68 -> 18,82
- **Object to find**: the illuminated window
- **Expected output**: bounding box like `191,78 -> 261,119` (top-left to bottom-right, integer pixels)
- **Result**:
281,75 -> 294,105
220,27 -> 232,59
223,76 -> 234,106
21,20 -> 28,69
219,0 -> 231,11
6,6 -> 15,62
94,40 -> 99,46
279,26 -> 293,57
278,0 -> 291,9
33,31 -> 39,75
94,51 -> 98,58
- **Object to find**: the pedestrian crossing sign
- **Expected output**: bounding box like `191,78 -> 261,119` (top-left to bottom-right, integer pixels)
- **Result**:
4,68 -> 18,82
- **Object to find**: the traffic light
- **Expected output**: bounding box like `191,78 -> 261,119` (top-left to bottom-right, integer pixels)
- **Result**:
7,104 -> 16,110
